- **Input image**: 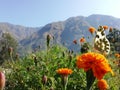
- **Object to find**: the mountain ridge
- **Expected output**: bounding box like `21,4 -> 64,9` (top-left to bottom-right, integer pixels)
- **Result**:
0,22 -> 40,41
20,14 -> 120,53
1,14 -> 120,53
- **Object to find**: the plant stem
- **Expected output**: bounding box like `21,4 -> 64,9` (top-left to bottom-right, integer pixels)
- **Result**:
62,76 -> 68,90
86,70 -> 96,90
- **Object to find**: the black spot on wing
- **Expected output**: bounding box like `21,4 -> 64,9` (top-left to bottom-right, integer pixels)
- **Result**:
96,35 -> 99,38
101,31 -> 105,36
106,44 -> 110,46
98,29 -> 101,31
99,39 -> 102,42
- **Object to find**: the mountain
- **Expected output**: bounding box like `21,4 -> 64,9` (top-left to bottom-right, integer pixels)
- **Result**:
86,14 -> 120,28
20,14 -> 120,52
21,16 -> 92,49
0,22 -> 40,41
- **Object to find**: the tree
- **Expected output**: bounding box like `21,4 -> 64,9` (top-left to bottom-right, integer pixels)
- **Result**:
0,32 -> 18,64
107,28 -> 120,53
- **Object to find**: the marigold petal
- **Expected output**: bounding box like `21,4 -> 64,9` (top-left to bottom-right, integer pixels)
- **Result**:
56,68 -> 73,76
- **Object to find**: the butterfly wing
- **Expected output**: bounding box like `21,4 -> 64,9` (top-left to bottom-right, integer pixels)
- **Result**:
94,26 -> 110,54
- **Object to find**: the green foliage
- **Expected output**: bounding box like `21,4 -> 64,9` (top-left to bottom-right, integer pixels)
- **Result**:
2,45 -> 85,90
1,26 -> 120,90
107,28 -> 120,53
2,44 -> 120,90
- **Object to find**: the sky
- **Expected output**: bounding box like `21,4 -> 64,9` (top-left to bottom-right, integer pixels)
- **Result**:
0,0 -> 120,27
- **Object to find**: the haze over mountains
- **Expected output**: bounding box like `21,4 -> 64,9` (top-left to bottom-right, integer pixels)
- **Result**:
0,14 -> 120,52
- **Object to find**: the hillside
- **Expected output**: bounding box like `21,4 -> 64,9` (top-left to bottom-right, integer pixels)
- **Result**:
0,22 -> 40,41
20,14 -> 120,52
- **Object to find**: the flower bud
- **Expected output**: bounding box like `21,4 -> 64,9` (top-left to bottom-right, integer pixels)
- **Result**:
33,56 -> 37,66
109,27 -> 113,32
26,67 -> 30,72
0,72 -> 5,90
46,34 -> 51,49
42,75 -> 47,85
73,40 -> 77,44
69,55 -> 72,61
50,87 -> 54,90
8,47 -> 13,55
62,51 -> 65,57
15,53 -> 19,59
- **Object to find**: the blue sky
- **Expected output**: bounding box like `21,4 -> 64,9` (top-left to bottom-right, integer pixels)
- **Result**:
0,0 -> 120,27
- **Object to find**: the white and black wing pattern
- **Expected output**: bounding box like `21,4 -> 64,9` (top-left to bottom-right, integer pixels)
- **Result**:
94,26 -> 110,54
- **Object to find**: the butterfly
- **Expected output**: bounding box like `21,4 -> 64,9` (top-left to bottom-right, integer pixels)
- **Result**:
94,26 -> 110,55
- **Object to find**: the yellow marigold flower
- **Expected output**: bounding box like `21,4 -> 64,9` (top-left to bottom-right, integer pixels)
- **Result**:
80,37 -> 85,43
56,68 -> 73,76
89,27 -> 95,34
103,25 -> 108,30
76,52 -> 113,80
97,79 -> 109,90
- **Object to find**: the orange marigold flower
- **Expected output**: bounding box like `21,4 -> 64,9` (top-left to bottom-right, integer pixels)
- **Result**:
56,68 -> 73,76
115,53 -> 120,58
76,52 -> 113,80
80,37 -> 85,43
73,40 -> 77,44
103,26 -> 108,30
89,27 -> 95,34
97,79 -> 109,90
